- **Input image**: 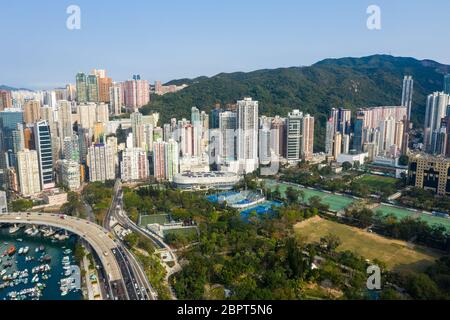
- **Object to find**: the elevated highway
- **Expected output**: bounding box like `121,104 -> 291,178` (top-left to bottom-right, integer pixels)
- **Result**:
0,212 -> 127,299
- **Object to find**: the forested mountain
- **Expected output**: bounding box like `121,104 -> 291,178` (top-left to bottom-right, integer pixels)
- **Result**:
142,55 -> 449,150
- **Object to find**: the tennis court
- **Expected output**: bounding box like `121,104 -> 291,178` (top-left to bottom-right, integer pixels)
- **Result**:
264,180 -> 355,212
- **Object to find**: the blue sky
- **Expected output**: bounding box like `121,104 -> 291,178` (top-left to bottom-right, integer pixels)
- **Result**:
1,0 -> 450,89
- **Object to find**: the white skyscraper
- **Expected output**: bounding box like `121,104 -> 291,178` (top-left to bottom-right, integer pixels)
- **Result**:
110,83 -> 123,116
259,122 -> 272,165
57,100 -> 73,140
77,103 -> 97,130
17,149 -> 41,197
401,76 -> 414,121
237,98 -> 259,174
96,103 -> 109,124
424,92 -> 450,151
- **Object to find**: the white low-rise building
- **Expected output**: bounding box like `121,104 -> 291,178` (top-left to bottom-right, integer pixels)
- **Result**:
173,171 -> 241,190
336,152 -> 369,165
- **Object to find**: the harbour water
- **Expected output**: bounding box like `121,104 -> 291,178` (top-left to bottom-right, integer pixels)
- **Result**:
0,227 -> 83,301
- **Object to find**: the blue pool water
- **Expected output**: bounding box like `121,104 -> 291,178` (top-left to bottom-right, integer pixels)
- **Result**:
240,201 -> 283,220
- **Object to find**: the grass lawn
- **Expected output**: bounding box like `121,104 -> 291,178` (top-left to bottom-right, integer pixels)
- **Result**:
295,216 -> 443,272
357,175 -> 399,190
163,227 -> 198,238
139,214 -> 171,227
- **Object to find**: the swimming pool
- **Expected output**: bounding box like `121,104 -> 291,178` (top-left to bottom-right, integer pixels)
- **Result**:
240,201 -> 283,219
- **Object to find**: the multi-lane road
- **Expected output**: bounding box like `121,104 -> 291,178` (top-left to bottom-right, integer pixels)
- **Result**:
103,180 -> 156,300
0,180 -> 166,300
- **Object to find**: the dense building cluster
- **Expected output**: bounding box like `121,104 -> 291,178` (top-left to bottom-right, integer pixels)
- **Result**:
1,70 -> 450,199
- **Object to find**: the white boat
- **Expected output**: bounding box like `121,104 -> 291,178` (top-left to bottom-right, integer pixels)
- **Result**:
9,225 -> 20,234
18,247 -> 24,255
31,275 -> 39,283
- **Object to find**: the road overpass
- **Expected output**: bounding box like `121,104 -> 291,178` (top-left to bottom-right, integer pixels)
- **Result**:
0,212 -> 126,298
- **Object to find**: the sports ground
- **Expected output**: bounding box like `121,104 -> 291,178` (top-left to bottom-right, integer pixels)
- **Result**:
139,214 -> 171,227
295,216 -> 443,272
264,179 -> 450,232
264,179 -> 355,212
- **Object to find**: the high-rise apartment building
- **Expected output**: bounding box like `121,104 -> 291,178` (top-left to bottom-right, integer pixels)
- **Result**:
60,159 -> 81,191
444,74 -> 450,95
77,103 -> 97,130
270,116 -> 286,158
219,111 -> 237,162
120,148 -> 149,182
152,139 -> 179,182
76,73 -> 88,103
259,120 -> 272,165
98,77 -> 113,103
302,114 -> 315,161
87,75 -> 99,103
110,83 -> 123,116
333,132 -> 342,160
57,100 -> 73,140
237,98 -> 259,174
24,100 -> 41,124
87,143 -> 115,182
63,134 -> 80,162
401,76 -> 414,121
17,149 -> 41,197
325,117 -> 335,156
123,78 -> 150,110
424,92 -> 450,151
0,90 -> 12,111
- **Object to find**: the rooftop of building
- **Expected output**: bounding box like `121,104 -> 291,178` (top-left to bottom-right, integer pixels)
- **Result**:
176,171 -> 238,178
409,152 -> 450,163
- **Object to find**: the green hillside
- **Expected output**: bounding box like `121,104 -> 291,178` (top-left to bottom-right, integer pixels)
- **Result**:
142,55 -> 449,151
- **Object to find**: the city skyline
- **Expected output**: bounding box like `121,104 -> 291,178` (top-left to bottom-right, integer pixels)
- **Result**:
2,0 -> 450,89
